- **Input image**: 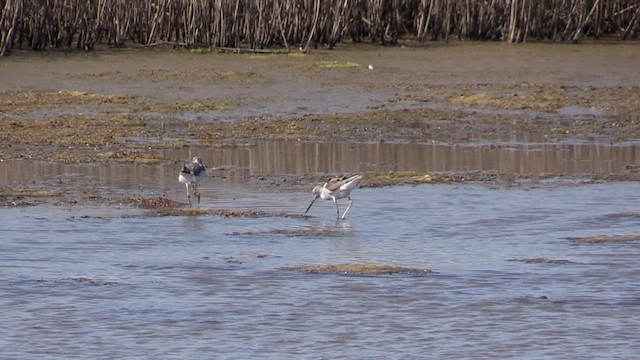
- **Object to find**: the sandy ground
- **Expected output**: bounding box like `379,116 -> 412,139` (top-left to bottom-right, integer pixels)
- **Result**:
1,42 -> 640,208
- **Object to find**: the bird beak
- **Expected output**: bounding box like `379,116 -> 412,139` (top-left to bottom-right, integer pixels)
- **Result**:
304,198 -> 317,216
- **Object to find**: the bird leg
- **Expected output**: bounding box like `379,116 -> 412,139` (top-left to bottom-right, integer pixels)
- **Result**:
185,183 -> 192,207
341,197 -> 354,220
193,184 -> 201,204
333,197 -> 340,221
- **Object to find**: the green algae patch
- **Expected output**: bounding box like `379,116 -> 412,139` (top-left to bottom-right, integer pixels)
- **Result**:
183,47 -> 212,54
281,263 -> 433,276
320,61 -> 361,69
567,235 -> 640,243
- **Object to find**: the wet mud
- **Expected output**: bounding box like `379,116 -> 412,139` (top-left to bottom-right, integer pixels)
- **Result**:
1,43 -> 640,203
280,263 -> 434,276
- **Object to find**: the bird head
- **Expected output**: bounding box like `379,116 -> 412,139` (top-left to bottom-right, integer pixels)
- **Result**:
192,156 -> 203,164
311,186 -> 322,200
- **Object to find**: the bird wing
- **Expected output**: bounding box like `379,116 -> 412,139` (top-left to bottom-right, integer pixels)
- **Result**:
325,175 -> 362,192
181,162 -> 206,176
324,176 -> 346,191
338,175 -> 363,191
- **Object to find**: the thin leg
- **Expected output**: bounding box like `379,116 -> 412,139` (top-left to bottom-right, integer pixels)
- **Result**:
194,184 -> 201,204
341,196 -> 354,220
333,197 -> 340,220
186,183 -> 192,207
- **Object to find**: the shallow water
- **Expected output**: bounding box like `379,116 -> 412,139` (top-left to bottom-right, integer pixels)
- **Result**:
3,43 -> 640,359
2,165 -> 640,358
2,141 -> 638,190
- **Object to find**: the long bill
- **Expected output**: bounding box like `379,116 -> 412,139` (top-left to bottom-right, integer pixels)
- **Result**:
303,198 -> 317,215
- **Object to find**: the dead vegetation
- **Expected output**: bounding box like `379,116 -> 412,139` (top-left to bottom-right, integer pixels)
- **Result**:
2,0 -> 640,55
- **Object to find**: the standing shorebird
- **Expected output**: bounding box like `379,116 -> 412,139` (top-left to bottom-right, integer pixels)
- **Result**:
178,156 -> 206,207
304,174 -> 363,220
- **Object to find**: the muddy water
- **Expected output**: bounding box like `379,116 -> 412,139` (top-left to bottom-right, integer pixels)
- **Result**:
2,182 -> 640,359
2,142 -> 640,358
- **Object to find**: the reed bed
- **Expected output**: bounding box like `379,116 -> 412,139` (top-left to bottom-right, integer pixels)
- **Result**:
1,0 -> 639,55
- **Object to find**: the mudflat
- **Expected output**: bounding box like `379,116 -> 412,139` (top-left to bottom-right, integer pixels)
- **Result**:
1,42 -> 639,206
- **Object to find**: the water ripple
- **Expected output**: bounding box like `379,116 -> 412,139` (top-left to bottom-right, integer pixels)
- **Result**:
2,183 -> 640,358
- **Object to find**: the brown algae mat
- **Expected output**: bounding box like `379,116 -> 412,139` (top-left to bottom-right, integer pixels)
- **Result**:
567,235 -> 640,244
227,227 -> 347,237
508,258 -> 575,264
280,263 -> 433,275
0,187 -> 61,207
121,195 -> 299,217
152,207 -> 304,218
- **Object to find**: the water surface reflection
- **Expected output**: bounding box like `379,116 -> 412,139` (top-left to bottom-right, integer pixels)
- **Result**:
1,142 -> 637,193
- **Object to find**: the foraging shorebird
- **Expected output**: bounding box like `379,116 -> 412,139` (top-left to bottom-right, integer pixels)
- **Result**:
178,156 -> 206,207
304,174 -> 363,220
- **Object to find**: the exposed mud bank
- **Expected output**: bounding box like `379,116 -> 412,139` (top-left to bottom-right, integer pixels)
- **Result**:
1,43 -> 639,201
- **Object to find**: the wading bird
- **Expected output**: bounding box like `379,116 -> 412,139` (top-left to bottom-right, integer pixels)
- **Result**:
179,156 -> 206,207
304,174 -> 363,220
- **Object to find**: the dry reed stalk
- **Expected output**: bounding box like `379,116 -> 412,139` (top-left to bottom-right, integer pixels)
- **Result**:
1,0 -> 639,56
